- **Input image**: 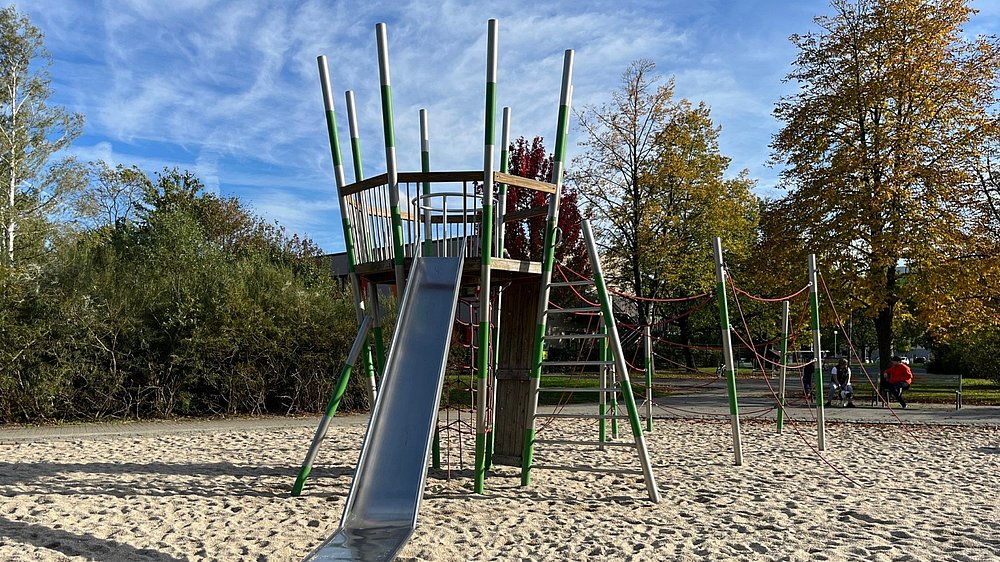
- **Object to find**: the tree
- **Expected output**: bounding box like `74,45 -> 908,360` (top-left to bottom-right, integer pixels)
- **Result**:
0,166 -> 360,422
0,6 -> 84,267
573,60 -> 758,368
74,162 -> 149,231
770,0 -> 1000,370
503,136 -> 587,274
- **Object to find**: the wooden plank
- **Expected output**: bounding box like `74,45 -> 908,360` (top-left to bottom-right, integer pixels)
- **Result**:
492,258 -> 542,274
341,173 -> 389,196
361,206 -> 414,222
493,280 -> 540,466
494,171 -> 557,194
429,212 -> 480,224
502,205 -> 548,222
398,170 -> 481,184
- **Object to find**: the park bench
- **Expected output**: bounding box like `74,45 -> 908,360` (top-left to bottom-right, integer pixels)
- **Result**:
870,373 -> 962,409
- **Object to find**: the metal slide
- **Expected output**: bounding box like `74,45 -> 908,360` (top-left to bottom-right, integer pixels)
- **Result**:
304,254 -> 464,562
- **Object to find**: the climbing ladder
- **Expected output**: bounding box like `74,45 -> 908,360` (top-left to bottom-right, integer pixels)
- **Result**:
523,219 -> 660,502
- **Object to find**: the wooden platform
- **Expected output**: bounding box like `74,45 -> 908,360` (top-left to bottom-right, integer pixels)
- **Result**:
355,257 -> 542,285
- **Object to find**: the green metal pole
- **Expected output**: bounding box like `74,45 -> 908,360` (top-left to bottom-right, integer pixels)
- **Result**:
497,107 -> 511,256
292,315 -> 373,496
474,18 -> 499,495
417,108 -> 442,469
420,108 -> 433,257
345,89 -> 381,403
375,23 -> 406,292
485,106 -> 512,471
644,313 -> 653,432
607,298 -> 618,438
599,311 -> 608,445
809,254 -> 826,450
522,50 -> 574,487
583,220 -> 660,502
317,56 -> 377,409
345,90 -> 372,264
713,237 -> 744,466
777,300 -> 789,433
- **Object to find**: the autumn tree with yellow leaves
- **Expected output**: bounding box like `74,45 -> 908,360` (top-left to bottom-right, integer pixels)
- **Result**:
769,0 -> 1000,370
574,60 -> 757,368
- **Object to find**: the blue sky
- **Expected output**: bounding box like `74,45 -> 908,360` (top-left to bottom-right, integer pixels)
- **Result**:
21,1 -> 1000,253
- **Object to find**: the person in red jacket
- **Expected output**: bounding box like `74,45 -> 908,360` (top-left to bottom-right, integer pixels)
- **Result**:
880,356 -> 913,408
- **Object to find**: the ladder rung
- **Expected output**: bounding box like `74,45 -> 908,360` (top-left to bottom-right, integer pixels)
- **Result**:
544,333 -> 607,340
549,280 -> 594,287
535,413 -> 632,419
535,438 -> 636,448
547,307 -> 601,314
529,464 -> 643,475
543,360 -> 614,367
537,387 -> 619,393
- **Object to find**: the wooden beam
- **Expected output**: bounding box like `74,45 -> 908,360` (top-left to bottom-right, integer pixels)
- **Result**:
502,205 -> 548,222
343,171 -> 482,196
362,206 -> 414,222
341,173 -> 389,196
398,170 -> 481,184
494,171 -> 557,194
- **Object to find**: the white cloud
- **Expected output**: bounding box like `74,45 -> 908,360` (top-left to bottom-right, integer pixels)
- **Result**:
23,0 -> 850,251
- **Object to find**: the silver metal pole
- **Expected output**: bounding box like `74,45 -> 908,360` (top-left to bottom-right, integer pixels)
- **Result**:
497,107 -> 511,255
713,237 -> 744,466
777,300 -> 789,434
584,220 -> 660,502
375,23 -> 406,292
292,314 -> 373,495
317,56 -> 375,408
473,18 -> 499,494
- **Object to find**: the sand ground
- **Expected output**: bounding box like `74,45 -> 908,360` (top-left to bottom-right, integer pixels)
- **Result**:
1,409 -> 999,561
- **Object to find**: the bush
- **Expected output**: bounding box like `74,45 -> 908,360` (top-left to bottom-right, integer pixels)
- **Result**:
0,169 -> 368,423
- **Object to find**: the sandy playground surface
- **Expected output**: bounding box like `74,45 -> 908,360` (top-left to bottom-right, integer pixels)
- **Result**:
1,413 -> 999,561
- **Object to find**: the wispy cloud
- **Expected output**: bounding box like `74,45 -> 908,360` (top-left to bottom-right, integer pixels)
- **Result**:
24,0 -> 859,250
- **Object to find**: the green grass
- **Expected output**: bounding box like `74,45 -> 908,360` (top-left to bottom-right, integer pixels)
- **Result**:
441,371 -> 676,406
653,367 -> 1000,405
953,378 -> 1000,404
440,370 -> 1000,407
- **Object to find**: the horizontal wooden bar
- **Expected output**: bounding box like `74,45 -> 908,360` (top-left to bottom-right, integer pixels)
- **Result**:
399,170 -> 481,184
341,173 -> 389,196
361,206 -> 414,222
494,171 -> 557,194
503,205 -> 548,222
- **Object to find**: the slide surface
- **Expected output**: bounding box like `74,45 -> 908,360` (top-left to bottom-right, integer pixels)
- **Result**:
304,255 -> 464,562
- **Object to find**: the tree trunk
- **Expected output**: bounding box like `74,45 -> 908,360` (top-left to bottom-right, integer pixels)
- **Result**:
874,264 -> 898,372
678,316 -> 695,371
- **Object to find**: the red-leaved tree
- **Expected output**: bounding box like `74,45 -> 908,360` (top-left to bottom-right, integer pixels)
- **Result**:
503,136 -> 587,275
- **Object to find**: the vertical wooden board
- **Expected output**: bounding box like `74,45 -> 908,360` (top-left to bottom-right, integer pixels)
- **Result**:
492,279 -> 539,465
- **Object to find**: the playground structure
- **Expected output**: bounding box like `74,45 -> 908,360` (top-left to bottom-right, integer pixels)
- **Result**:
289,18 -> 913,562
295,19 -> 658,562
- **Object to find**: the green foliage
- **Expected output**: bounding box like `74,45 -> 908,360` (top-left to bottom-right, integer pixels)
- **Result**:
0,6 -> 85,267
768,0 -> 1000,368
0,167 -> 364,422
574,59 -> 758,368
928,329 -> 1000,381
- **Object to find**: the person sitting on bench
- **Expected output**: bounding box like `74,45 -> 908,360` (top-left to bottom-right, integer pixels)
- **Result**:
826,358 -> 854,407
880,355 -> 913,408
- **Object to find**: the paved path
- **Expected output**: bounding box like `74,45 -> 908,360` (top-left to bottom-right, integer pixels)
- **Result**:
1,377 -> 996,443
644,377 -> 1000,426
0,414 -> 365,444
